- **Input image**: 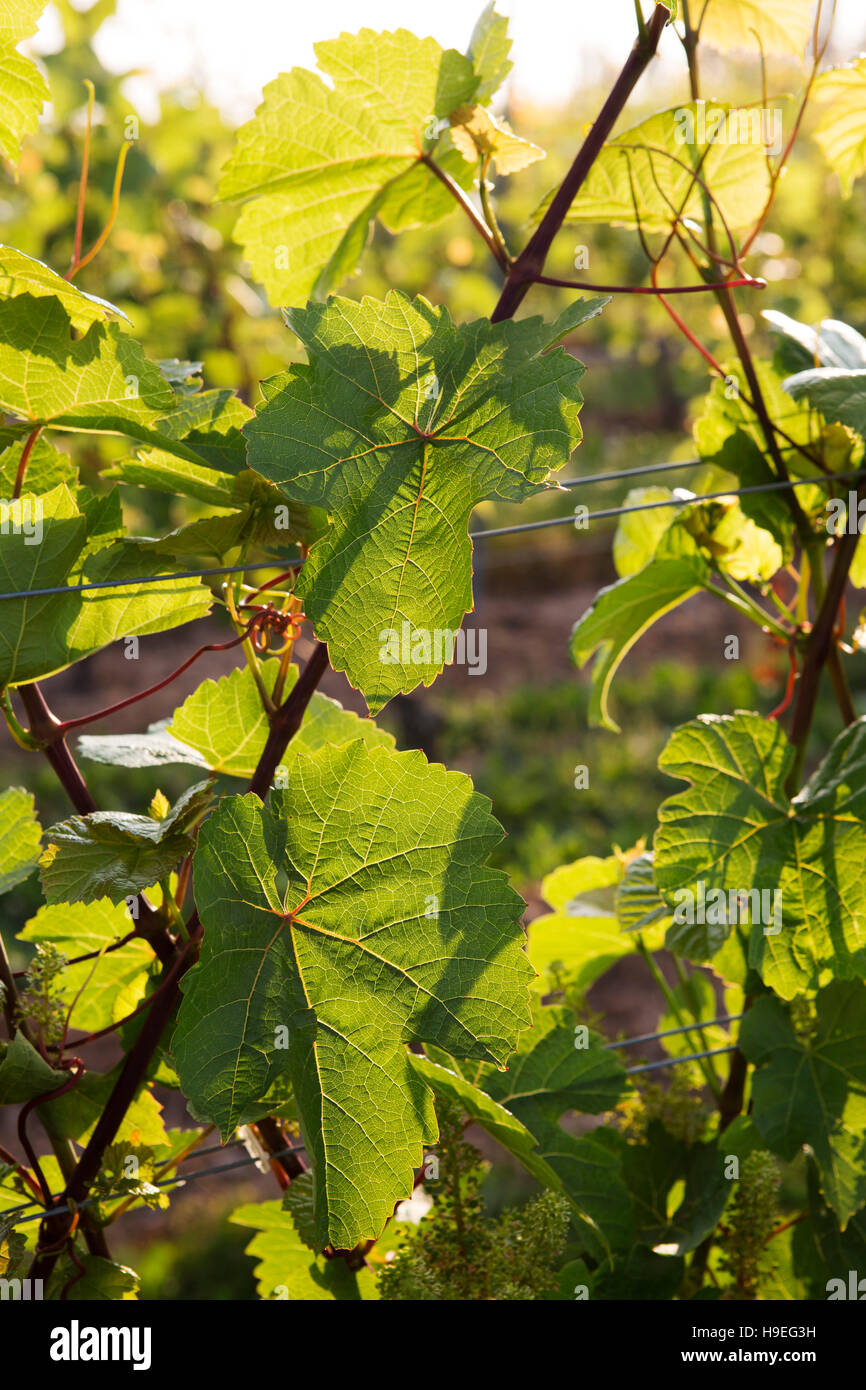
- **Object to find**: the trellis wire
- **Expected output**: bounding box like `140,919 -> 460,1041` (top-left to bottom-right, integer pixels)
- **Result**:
625,1045 -> 737,1076
1,465 -> 858,604
604,1013 -> 744,1050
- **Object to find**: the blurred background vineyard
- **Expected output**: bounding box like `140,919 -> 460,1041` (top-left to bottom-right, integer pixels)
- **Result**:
3,0 -> 866,1295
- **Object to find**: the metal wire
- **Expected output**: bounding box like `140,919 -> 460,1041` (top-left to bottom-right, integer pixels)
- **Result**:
1,464 -> 855,604
604,1013 -> 744,1050
625,1045 -> 737,1076
472,468 -> 865,540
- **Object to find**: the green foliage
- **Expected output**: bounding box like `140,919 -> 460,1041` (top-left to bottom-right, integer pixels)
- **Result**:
173,741 -> 531,1247
378,1104 -> 570,1300
1,0 -> 866,1308
0,0 -> 50,164
655,713 -> 866,998
245,291 -> 603,709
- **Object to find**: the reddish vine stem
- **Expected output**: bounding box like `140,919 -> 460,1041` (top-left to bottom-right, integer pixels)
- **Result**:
48,982 -> 162,1051
0,1141 -> 45,1203
17,682 -> 175,966
18,1060 -> 83,1206
11,427 -> 42,500
54,614 -> 261,735
530,272 -> 765,295
491,3 -> 668,322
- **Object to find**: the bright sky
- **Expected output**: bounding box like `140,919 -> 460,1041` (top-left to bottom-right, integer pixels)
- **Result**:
35,0 -> 866,121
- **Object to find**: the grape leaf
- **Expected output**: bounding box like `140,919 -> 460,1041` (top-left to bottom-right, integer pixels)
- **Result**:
220,29 -> 478,306
18,899 -> 154,1033
0,295 -> 176,437
40,782 -> 213,906
528,854 -> 642,994
700,0 -> 814,56
40,1063 -> 166,1146
535,104 -> 771,234
77,663 -> 394,773
0,1033 -> 64,1103
654,712 -> 866,999
47,1254 -> 139,1301
784,366 -> 866,439
813,59 -> 866,195
129,387 -> 253,473
570,549 -> 707,732
0,245 -> 128,329
764,310 -> 866,373
172,740 -> 531,1249
230,1201 -> 378,1300
0,787 -> 42,894
616,851 -> 671,935
0,483 -> 212,687
167,659 -> 394,776
76,723 -> 205,770
245,290 -> 603,711
467,4 -> 513,103
741,984 -> 866,1226
0,1 -> 50,165
618,1122 -> 730,1255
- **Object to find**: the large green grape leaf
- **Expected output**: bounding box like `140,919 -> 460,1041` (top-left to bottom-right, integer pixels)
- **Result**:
0,245 -> 127,329
40,783 -> 213,906
0,483 -> 212,687
0,787 -> 42,894
0,295 -> 177,438
654,712 -> 866,999
18,899 -> 154,1033
220,29 -> 478,306
813,59 -> 866,195
741,984 -> 866,1227
230,1201 -> 378,1300
700,0 -> 815,56
0,1 -> 50,165
246,291 -> 603,711
570,548 -> 707,732
172,740 -> 531,1249
535,104 -> 770,234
